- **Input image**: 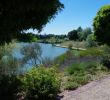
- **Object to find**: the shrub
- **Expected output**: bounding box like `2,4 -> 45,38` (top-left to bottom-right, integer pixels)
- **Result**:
64,75 -> 90,90
66,62 -> 100,75
0,75 -> 23,100
66,63 -> 87,75
22,66 -> 61,100
75,73 -> 90,83
85,34 -> 97,47
101,55 -> 110,69
0,40 -> 21,75
64,82 -> 79,90
101,45 -> 110,68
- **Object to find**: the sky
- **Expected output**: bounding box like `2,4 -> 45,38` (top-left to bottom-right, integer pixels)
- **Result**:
29,0 -> 110,35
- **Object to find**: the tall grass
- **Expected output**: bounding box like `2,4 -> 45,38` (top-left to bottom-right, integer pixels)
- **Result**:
0,40 -> 21,75
63,61 -> 108,90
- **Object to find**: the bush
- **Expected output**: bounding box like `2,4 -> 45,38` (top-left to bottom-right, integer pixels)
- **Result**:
85,34 -> 97,47
101,45 -> 110,69
64,74 -> 90,90
64,82 -> 79,90
22,66 -> 61,100
66,63 -> 87,75
0,75 -> 23,100
0,41 -> 21,75
101,55 -> 110,69
66,62 -> 100,75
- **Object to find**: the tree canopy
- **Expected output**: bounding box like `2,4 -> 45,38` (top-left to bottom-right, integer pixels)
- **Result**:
68,27 -> 92,41
93,5 -> 110,45
68,30 -> 78,40
78,27 -> 92,41
0,0 -> 64,44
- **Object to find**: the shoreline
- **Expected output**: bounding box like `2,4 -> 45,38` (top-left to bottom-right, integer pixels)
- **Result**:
54,44 -> 87,51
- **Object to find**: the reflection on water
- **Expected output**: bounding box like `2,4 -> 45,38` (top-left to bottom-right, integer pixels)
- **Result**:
13,43 -> 68,72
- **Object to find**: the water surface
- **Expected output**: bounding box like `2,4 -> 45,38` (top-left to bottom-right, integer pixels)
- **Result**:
13,43 -> 68,71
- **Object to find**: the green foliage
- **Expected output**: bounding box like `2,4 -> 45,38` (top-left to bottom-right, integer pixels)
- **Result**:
64,61 -> 107,90
0,41 -> 21,75
85,34 -> 97,47
68,30 -> 78,40
0,75 -> 23,100
93,5 -> 110,45
64,74 -> 90,90
16,33 -> 38,42
0,0 -> 64,44
79,47 -> 103,57
54,50 -> 73,65
68,27 -> 92,41
101,45 -> 110,68
60,40 -> 86,49
66,63 -> 87,75
78,27 -> 92,41
22,66 -> 61,100
64,81 -> 79,90
65,72 -> 89,90
0,65 -> 61,100
66,62 -> 99,75
77,27 -> 83,33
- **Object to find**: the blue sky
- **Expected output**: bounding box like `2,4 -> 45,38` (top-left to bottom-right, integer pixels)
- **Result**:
30,0 -> 110,35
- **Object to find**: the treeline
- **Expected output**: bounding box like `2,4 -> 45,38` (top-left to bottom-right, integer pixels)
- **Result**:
67,27 -> 97,47
68,27 -> 93,41
38,34 -> 67,39
16,32 -> 38,42
16,32 -> 67,43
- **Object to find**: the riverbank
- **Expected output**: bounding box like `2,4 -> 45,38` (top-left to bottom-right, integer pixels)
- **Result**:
55,44 -> 86,51
54,46 -> 110,92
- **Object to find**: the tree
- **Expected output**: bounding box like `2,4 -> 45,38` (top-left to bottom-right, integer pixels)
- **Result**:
68,30 -> 78,40
77,26 -> 83,41
77,26 -> 83,33
20,43 -> 42,66
78,27 -> 92,41
0,0 -> 64,44
85,34 -> 97,47
16,32 -> 38,42
93,5 -> 110,45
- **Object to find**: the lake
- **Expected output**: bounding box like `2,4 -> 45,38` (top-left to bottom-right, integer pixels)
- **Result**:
13,43 -> 68,71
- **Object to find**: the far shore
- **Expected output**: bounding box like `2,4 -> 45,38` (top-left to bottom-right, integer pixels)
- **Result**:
54,44 -> 87,51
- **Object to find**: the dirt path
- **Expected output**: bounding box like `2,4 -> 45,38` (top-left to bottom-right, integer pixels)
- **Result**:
60,75 -> 110,100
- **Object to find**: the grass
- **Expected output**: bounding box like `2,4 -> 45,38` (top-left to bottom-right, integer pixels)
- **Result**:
60,40 -> 86,49
62,61 -> 109,90
59,46 -> 109,91
54,50 -> 73,66
79,47 -> 104,57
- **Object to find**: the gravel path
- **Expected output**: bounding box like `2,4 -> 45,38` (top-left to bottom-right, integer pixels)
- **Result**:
60,75 -> 110,100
